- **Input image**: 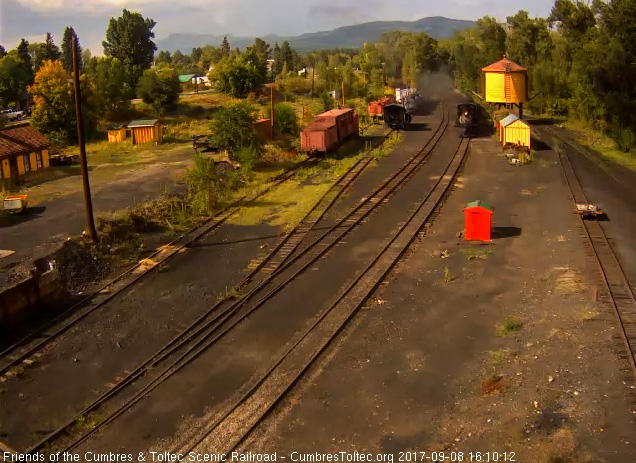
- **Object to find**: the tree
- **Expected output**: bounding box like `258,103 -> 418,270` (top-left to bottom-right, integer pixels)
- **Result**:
16,39 -> 33,83
0,55 -> 32,105
136,66 -> 180,115
210,55 -> 263,98
61,27 -> 81,71
191,47 -> 203,63
209,101 -> 259,157
29,60 -> 99,144
221,37 -> 231,57
201,45 -> 223,69
0,46 -> 6,59
156,50 -> 172,64
103,9 -> 157,87
91,57 -> 132,114
264,103 -> 298,135
272,42 -> 282,76
34,33 -> 61,72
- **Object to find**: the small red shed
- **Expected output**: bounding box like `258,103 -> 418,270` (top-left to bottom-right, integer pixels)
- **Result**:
463,200 -> 494,241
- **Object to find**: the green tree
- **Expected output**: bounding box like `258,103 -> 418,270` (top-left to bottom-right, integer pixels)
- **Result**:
191,47 -> 203,63
34,33 -> 61,72
209,101 -> 259,157
136,67 -> 180,115
210,55 -> 263,98
156,50 -> 172,64
61,27 -> 81,71
0,46 -> 6,59
103,9 -> 157,87
201,45 -> 223,69
221,36 -> 231,57
0,55 -> 32,105
29,60 -> 99,144
91,57 -> 132,114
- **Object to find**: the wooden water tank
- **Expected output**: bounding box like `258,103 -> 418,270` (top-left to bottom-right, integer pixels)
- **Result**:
482,58 -> 528,105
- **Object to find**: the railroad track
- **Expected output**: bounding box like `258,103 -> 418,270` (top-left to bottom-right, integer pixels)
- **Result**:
551,127 -> 636,384
0,158 -> 321,378
27,106 -> 449,455
178,133 -> 472,456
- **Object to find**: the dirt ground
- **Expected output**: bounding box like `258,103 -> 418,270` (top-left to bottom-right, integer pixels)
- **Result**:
244,133 -> 636,461
0,144 -> 193,260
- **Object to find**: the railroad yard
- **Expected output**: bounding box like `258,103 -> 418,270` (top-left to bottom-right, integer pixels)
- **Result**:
2,73 -> 636,463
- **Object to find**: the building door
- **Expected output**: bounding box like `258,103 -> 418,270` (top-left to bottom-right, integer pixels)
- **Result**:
9,157 -> 18,180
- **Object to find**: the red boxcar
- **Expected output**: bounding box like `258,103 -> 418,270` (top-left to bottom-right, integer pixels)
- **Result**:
300,117 -> 339,154
317,108 -> 356,141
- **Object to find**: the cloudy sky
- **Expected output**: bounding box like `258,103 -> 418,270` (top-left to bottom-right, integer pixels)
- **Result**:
1,0 -> 555,54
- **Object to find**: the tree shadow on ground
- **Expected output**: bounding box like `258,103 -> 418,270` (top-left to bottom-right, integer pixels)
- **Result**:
531,136 -> 552,151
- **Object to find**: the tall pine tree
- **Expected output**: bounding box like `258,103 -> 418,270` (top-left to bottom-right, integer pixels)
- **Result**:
61,27 -> 81,71
34,33 -> 61,72
221,36 -> 231,56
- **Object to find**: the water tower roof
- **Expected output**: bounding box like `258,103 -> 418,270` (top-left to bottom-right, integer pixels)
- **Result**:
482,58 -> 527,72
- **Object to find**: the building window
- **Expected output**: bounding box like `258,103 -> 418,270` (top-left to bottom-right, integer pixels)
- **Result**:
36,152 -> 43,169
23,155 -> 31,173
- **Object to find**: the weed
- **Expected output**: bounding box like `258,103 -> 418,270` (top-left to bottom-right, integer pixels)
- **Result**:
497,318 -> 523,336
217,286 -> 242,302
488,348 -> 511,367
443,266 -> 454,283
460,247 -> 491,261
69,413 -> 101,433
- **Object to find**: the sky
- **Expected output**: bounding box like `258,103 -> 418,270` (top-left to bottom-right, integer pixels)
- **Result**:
0,0 -> 555,55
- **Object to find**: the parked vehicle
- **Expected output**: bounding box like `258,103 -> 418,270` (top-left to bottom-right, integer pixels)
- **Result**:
300,108 -> 359,156
2,109 -> 25,122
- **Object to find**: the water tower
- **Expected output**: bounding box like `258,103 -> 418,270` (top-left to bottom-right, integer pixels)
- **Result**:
481,56 -> 528,119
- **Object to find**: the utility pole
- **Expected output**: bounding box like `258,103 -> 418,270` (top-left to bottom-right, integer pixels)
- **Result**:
72,36 -> 98,243
270,86 -> 275,140
341,80 -> 345,107
311,65 -> 315,99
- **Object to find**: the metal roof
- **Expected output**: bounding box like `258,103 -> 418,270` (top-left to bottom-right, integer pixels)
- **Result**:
317,108 -> 354,118
128,119 -> 160,128
303,117 -> 337,131
482,58 -> 527,72
499,114 -> 519,127
178,74 -> 197,83
464,200 -> 493,212
107,123 -> 126,130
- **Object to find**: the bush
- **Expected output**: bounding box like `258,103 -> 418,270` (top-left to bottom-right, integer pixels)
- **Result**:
209,101 -> 260,158
186,153 -> 222,214
137,67 -> 181,115
234,146 -> 260,170
320,91 -> 334,112
265,103 -> 299,136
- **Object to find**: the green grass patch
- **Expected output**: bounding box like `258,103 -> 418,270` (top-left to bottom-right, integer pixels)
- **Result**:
460,247 -> 492,261
563,120 -> 636,172
497,318 -> 523,336
488,348 -> 512,367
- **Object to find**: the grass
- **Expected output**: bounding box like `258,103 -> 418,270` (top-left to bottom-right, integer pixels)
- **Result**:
460,247 -> 492,261
443,266 -> 454,283
217,285 -> 243,302
563,119 -> 636,172
497,318 -> 523,336
488,348 -> 512,367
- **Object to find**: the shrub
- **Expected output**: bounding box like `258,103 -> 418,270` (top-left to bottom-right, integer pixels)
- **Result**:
186,153 -> 222,214
320,91 -> 334,112
234,146 -> 260,170
265,103 -> 299,136
209,101 -> 260,158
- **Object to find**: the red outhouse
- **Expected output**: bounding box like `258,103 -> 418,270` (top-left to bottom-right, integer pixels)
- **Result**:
463,200 -> 494,241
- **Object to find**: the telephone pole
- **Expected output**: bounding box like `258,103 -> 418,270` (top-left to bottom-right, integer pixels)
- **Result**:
72,36 -> 98,243
270,86 -> 275,140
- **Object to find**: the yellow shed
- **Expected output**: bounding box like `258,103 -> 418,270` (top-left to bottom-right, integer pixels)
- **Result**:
499,114 -> 531,149
128,119 -> 164,145
107,124 -> 127,143
482,58 -> 528,105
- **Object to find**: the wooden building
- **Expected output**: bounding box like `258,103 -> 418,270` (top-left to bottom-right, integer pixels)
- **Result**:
499,114 -> 531,149
253,118 -> 272,142
128,120 -> 164,145
107,124 -> 127,143
0,125 -> 51,184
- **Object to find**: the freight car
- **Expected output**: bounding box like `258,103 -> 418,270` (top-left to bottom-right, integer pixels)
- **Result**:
456,103 -> 478,137
383,104 -> 412,130
367,96 -> 394,122
300,108 -> 359,156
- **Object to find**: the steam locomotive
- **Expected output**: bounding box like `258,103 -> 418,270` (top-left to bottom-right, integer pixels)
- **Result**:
456,103 -> 478,137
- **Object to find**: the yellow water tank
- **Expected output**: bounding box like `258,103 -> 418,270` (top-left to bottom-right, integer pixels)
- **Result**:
482,58 -> 528,104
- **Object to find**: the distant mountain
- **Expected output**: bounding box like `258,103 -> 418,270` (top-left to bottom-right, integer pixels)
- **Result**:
156,16 -> 475,53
